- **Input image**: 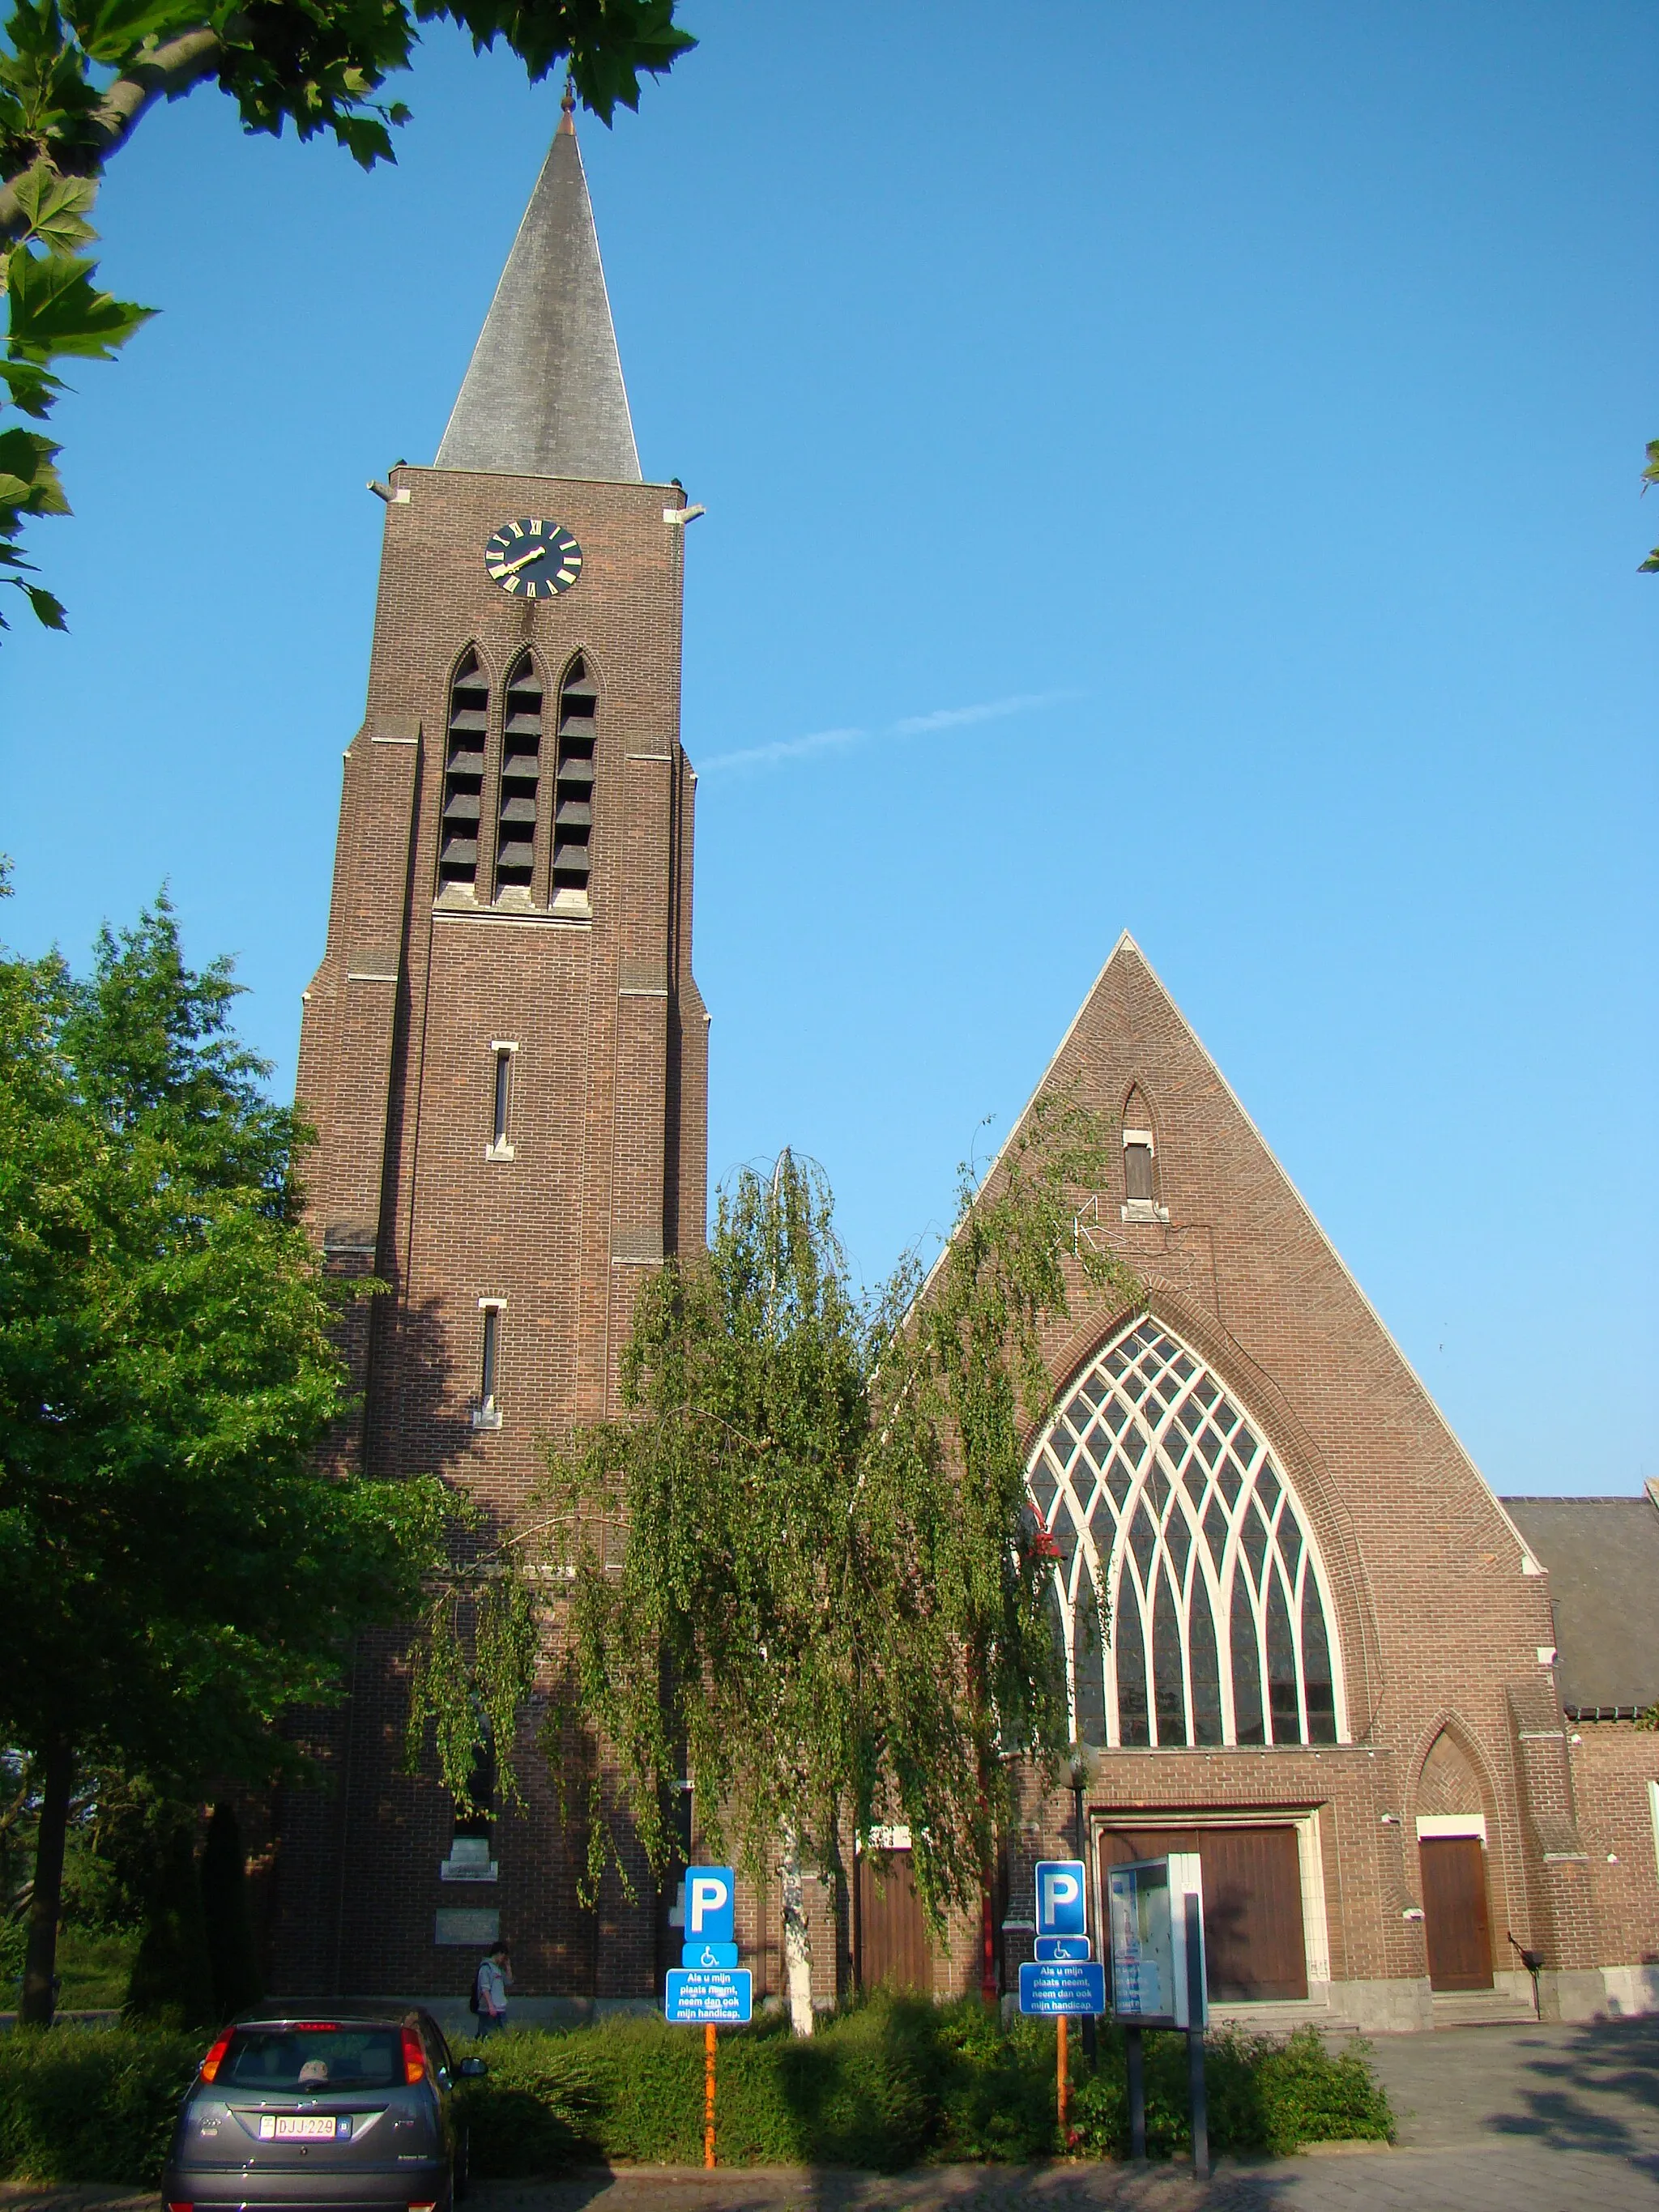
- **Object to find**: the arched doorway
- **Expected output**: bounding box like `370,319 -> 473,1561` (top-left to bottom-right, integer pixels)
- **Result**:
1416,1731 -> 1493,1992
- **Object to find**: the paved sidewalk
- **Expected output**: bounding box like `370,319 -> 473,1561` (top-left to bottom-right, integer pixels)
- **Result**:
3,2018 -> 1655,2212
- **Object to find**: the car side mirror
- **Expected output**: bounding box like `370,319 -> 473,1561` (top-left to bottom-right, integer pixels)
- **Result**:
458,2056 -> 488,2078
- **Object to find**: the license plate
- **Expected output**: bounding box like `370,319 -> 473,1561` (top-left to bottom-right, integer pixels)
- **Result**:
259,2115 -> 338,2140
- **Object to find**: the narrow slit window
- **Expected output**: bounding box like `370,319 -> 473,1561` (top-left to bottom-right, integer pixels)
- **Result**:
437,653 -> 488,893
552,655 -> 597,906
473,1302 -> 504,1428
490,1046 -> 514,1155
494,654 -> 541,897
1124,1141 -> 1155,1202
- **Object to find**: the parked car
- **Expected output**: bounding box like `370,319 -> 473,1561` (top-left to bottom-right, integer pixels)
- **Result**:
161,2006 -> 485,2212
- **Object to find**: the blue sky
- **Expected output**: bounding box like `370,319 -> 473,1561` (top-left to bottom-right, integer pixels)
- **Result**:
2,2 -> 1653,1495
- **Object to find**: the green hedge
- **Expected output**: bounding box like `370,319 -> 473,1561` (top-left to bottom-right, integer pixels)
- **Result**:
458,2000 -> 1392,2172
0,2002 -> 1392,2185
0,2024 -> 201,2185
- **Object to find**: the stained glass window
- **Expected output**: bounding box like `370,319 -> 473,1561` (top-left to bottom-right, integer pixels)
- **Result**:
1026,1318 -> 1344,1748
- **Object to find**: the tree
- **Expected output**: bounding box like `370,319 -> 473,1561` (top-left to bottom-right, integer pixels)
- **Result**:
0,0 -> 693,631
0,876 -> 462,2022
535,1104 -> 1139,2032
199,1801 -> 262,2021
1640,439 -> 1659,573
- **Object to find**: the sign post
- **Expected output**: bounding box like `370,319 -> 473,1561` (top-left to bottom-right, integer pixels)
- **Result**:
1184,1890 -> 1209,2180
1020,1860 -> 1103,2142
663,1865 -> 751,2169
1104,1854 -> 1206,2174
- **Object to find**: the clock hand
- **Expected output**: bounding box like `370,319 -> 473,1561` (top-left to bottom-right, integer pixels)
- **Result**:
495,542 -> 548,576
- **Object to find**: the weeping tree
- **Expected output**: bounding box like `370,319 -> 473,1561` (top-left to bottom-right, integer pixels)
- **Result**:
531,1097 -> 1138,2033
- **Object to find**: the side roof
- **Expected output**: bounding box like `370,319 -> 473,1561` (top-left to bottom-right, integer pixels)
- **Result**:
1501,1490 -> 1659,1712
435,102 -> 642,484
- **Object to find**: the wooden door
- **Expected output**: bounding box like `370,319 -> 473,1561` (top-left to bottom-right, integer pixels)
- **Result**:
1097,1824 -> 1308,2002
1420,1836 -> 1493,1991
858,1848 -> 932,1993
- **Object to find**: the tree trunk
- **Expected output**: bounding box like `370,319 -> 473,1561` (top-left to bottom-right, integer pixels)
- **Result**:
21,1738 -> 75,2027
779,1831 -> 814,2036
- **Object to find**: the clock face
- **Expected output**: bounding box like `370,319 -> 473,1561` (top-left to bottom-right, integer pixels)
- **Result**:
484,519 -> 582,599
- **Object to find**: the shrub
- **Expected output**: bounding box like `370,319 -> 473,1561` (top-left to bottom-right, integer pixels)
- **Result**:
0,2024 -> 201,2184
1069,2023 -> 1393,2159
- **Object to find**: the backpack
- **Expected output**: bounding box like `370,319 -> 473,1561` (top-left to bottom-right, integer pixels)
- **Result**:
468,1967 -> 482,2016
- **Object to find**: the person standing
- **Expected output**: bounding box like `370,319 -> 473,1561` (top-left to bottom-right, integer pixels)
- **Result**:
473,1941 -> 512,2037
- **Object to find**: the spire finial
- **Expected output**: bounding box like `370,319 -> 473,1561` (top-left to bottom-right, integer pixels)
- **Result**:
558,71 -> 576,134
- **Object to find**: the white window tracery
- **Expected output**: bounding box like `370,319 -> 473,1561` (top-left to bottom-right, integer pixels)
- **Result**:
1026,1318 -> 1346,1749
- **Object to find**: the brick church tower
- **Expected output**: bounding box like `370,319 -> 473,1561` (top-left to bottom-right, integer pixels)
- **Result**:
273,93 -> 706,2001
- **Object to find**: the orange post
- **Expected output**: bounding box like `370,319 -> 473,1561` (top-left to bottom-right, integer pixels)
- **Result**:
1057,2014 -> 1069,2141
704,2020 -> 717,2168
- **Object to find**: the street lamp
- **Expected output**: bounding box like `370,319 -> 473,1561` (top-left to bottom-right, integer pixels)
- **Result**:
1067,1741 -> 1099,2063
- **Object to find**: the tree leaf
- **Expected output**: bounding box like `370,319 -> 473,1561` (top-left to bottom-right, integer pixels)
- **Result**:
4,245 -> 156,360
69,0 -> 216,66
0,424 -> 69,513
0,357 -> 66,417
22,578 -> 66,624
8,163 -> 99,254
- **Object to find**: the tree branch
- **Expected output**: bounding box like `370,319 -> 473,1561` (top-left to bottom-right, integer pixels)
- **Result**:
0,26 -> 222,241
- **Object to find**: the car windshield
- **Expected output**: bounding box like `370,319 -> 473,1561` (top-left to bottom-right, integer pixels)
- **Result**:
219,2027 -> 403,2091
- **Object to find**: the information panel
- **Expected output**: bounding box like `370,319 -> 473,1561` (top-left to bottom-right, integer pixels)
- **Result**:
1105,1852 -> 1205,2030
1017,1958 -> 1107,2017
664,1967 -> 753,2024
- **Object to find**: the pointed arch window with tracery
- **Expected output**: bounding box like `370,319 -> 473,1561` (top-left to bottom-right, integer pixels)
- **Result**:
1026,1318 -> 1345,1749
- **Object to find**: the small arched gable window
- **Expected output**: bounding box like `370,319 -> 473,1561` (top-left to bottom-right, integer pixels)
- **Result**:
1026,1317 -> 1345,1750
494,654 -> 542,897
551,656 -> 596,909
437,651 -> 488,894
1121,1085 -> 1163,1223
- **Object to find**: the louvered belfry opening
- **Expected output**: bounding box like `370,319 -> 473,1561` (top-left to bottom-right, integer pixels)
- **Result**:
552,655 -> 597,905
494,654 -> 543,897
437,652 -> 488,893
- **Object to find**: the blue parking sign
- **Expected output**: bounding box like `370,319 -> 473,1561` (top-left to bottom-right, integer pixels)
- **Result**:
1035,1859 -> 1087,1937
684,1865 -> 736,1946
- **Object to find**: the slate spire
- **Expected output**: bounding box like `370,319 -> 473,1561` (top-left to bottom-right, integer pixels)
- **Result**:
435,87 -> 642,482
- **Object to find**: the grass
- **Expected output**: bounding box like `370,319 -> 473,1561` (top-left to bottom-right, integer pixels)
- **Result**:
0,1996 -> 1393,2186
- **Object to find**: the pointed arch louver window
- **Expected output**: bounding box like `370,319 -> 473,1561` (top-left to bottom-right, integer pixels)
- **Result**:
552,656 -> 596,906
1026,1318 -> 1344,1749
437,653 -> 488,893
494,654 -> 542,896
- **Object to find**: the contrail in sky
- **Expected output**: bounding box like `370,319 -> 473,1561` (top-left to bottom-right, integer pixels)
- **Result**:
698,690 -> 1079,774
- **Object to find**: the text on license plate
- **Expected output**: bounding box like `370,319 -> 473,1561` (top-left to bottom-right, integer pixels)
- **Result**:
260,2115 -> 338,2140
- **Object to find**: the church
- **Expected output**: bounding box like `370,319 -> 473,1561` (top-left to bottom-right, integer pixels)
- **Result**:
270,97 -> 1659,2035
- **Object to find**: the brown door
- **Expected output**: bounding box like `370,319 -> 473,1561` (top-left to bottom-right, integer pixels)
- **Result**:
1420,1836 -> 1493,1991
1097,1824 -> 1308,2002
858,1848 -> 932,1993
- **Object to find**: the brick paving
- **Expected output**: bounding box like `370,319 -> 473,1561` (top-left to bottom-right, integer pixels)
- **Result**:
4,2019 -> 1655,2212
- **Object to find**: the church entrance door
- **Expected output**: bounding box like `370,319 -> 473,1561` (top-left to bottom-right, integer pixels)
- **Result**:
857,1848 -> 932,1993
1419,1835 -> 1493,1990
1096,1824 -> 1309,2002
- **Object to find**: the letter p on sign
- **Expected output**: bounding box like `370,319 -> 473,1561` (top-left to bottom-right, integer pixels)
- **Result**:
1035,1859 -> 1086,1937
686,1865 -> 736,1943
